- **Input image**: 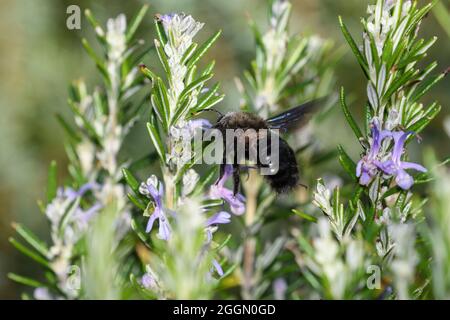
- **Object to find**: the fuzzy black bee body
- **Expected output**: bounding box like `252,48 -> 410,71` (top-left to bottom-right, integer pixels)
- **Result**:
212,99 -> 323,195
215,112 -> 269,131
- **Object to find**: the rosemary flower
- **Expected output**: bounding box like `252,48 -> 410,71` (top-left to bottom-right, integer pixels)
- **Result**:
205,211 -> 231,243
139,176 -> 171,240
356,118 -> 390,186
377,131 -> 427,190
209,165 -> 246,215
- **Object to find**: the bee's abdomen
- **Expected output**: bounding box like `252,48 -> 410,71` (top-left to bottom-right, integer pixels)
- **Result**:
264,137 -> 299,193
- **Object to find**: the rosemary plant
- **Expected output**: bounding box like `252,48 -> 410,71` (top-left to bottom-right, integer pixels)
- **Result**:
9,6 -> 150,299
236,0 -> 337,299
8,0 -> 449,301
302,0 -> 449,299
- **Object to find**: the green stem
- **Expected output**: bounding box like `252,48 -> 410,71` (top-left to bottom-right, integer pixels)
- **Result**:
241,170 -> 262,299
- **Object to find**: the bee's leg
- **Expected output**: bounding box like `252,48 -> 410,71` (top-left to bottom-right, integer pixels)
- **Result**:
218,163 -> 226,182
217,147 -> 227,183
232,164 -> 240,195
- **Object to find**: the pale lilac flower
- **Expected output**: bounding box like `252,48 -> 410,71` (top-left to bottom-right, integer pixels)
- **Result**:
188,118 -> 212,130
63,182 -> 98,202
205,211 -> 231,243
356,119 -> 390,186
73,202 -> 103,230
158,13 -> 204,43
139,177 -> 171,240
202,211 -> 230,277
211,259 -> 224,277
377,131 -> 427,190
210,165 -> 246,215
141,273 -> 157,291
273,278 -> 288,300
206,211 -> 231,226
184,118 -> 212,139
158,13 -> 176,27
33,287 -> 59,300
46,182 -> 99,229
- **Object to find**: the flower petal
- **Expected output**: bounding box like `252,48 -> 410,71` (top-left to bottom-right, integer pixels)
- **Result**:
356,160 -> 363,178
391,131 -> 410,163
206,211 -> 231,226
145,213 -> 157,233
212,259 -> 224,276
217,165 -> 233,187
158,219 -> 171,240
141,273 -> 157,290
229,198 -> 245,215
395,169 -> 414,190
359,170 -> 372,186
401,161 -> 427,172
377,159 -> 396,175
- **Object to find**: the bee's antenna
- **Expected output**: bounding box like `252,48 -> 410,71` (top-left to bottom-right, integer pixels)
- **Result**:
210,108 -> 224,117
298,183 -> 308,190
191,108 -> 224,118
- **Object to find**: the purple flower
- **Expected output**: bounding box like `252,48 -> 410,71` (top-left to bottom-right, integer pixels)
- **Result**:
188,118 -> 212,130
210,165 -> 246,215
356,118 -> 390,186
139,177 -> 171,240
206,211 -> 231,226
158,13 -> 176,24
273,278 -> 288,300
376,131 -> 427,190
205,211 -> 231,243
73,202 -> 103,229
185,119 -> 212,139
211,259 -> 224,277
62,182 -> 98,202
141,273 -> 157,291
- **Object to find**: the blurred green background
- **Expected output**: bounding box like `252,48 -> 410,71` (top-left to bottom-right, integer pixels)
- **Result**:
0,0 -> 448,299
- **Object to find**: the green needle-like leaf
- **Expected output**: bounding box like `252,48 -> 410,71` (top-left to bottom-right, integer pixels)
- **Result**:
187,30 -> 222,69
122,168 -> 140,192
339,16 -> 369,78
146,122 -> 166,163
12,223 -> 49,257
126,5 -> 149,43
9,238 -> 50,268
128,193 -> 147,211
8,273 -> 46,288
340,87 -> 363,140
337,145 -> 357,180
292,209 -> 318,223
46,161 -> 58,204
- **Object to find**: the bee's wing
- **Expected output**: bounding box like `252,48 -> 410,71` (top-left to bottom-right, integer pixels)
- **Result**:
265,97 -> 327,131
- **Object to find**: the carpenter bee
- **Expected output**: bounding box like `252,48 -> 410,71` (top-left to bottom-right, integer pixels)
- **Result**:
211,98 -> 324,195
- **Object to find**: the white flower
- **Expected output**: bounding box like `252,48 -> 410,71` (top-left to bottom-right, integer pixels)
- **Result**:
390,223 -> 418,299
156,13 -> 204,115
139,175 -> 160,197
346,240 -> 364,271
314,219 -> 339,265
160,14 -> 204,52
182,169 -> 199,197
76,140 -> 96,176
312,180 -> 333,216
262,29 -> 287,72
34,287 -> 58,300
106,14 -> 127,61
402,1 -> 412,15
96,124 -> 123,176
